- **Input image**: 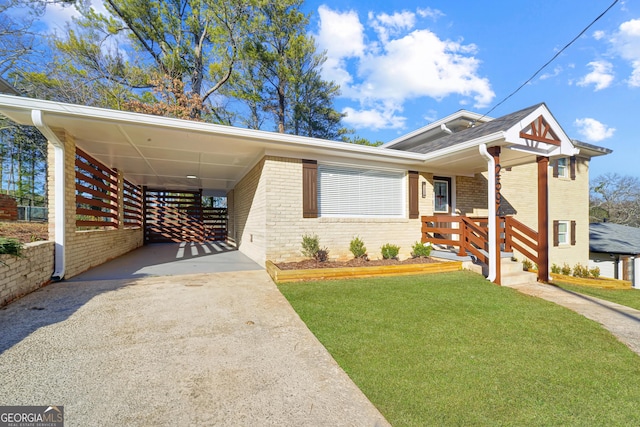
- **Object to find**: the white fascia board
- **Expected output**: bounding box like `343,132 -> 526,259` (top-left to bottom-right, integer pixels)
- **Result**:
0,94 -> 426,164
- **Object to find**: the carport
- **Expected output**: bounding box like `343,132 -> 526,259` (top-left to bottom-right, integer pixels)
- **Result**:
0,95 -> 393,280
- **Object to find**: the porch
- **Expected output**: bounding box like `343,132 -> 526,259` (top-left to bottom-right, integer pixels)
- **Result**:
421,215 -> 542,285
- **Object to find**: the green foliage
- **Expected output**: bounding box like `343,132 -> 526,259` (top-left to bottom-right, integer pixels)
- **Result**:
561,263 -> 572,276
300,233 -> 329,262
411,241 -> 432,258
551,264 -> 561,274
349,236 -> 367,259
301,233 -> 320,259
589,266 -> 601,278
381,243 -> 400,260
522,259 -> 533,271
0,237 -> 23,257
341,134 -> 384,147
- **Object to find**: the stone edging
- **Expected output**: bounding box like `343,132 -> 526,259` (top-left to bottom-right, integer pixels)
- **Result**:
266,260 -> 463,284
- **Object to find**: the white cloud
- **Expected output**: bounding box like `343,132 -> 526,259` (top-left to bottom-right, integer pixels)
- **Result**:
417,8 -> 445,20
577,61 -> 614,91
315,6 -> 494,131
610,19 -> 640,87
539,66 -> 563,80
574,118 -> 615,142
593,30 -> 606,40
342,106 -> 406,130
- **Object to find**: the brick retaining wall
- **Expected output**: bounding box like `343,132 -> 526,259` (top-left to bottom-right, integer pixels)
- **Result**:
0,241 -> 55,307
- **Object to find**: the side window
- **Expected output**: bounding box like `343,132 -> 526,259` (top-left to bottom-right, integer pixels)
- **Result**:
553,220 -> 576,246
557,158 -> 568,178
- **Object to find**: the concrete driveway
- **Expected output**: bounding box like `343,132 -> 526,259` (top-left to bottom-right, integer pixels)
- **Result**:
0,248 -> 389,426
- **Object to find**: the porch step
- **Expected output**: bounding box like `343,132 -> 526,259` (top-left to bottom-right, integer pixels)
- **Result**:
500,258 -> 538,286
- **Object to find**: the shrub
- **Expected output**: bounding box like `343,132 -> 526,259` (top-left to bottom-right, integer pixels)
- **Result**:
411,241 -> 432,258
560,263 -> 572,276
572,263 -> 590,278
350,236 -> 368,259
315,248 -> 330,263
522,259 -> 533,271
301,234 -> 320,259
0,237 -> 22,257
551,263 -> 561,274
381,243 -> 400,260
589,266 -> 601,278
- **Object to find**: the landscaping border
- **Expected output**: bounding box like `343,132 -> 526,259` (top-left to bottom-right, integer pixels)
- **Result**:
266,260 -> 463,283
550,273 -> 632,290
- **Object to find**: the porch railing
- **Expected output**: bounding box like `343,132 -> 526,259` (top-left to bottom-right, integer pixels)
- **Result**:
421,215 -> 539,267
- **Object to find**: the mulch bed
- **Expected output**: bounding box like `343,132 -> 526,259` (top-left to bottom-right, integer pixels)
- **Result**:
276,256 -> 438,270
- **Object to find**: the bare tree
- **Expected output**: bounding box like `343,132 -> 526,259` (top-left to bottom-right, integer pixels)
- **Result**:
590,173 -> 640,227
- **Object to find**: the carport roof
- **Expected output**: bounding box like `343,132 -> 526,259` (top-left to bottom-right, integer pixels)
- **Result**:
0,95 -> 590,194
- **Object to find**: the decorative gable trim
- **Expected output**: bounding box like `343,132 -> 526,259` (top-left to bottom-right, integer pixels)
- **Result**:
519,115 -> 561,146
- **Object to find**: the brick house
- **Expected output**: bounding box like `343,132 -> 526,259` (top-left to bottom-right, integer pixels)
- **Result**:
0,95 -> 610,286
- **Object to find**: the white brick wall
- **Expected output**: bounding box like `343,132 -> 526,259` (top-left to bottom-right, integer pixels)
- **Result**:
0,241 -> 55,307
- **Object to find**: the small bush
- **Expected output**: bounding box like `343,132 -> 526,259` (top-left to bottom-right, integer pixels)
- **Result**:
301,234 -> 320,259
381,243 -> 400,260
411,241 -> 432,258
315,248 -> 330,263
522,259 -> 533,271
589,266 -> 601,278
551,264 -> 561,274
572,263 -> 590,278
350,236 -> 367,259
0,237 -> 22,257
560,263 -> 572,276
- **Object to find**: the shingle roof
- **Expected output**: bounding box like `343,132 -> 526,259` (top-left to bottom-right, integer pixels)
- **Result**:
406,103 -> 544,154
590,222 -> 640,255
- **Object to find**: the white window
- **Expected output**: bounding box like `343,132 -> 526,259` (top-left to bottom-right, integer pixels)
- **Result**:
318,164 -> 404,217
557,221 -> 569,245
557,158 -> 568,178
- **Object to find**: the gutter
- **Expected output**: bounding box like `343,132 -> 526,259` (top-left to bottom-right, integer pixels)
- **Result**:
31,110 -> 65,281
478,144 -> 497,282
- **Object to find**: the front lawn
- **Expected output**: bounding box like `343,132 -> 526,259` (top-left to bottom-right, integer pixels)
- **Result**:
555,282 -> 640,311
279,271 -> 640,426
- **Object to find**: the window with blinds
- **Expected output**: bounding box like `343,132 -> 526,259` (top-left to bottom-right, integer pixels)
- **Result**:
317,164 -> 405,217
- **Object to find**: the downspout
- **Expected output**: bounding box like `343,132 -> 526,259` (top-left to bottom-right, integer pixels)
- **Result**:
31,110 -> 65,281
478,144 -> 496,282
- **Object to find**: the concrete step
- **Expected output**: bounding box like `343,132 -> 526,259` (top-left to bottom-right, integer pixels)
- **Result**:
500,258 -> 538,286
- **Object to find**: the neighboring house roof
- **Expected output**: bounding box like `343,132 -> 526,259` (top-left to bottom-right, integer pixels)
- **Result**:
399,103 -> 544,154
590,222 -> 640,255
0,77 -> 19,95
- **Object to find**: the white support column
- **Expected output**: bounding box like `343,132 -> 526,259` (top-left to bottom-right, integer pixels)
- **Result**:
32,110 -> 66,281
633,256 -> 640,289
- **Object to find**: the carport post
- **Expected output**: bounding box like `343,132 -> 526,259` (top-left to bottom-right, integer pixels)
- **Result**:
634,256 -> 640,289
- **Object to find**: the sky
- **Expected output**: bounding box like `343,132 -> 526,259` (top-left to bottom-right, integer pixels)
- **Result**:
33,0 -> 640,179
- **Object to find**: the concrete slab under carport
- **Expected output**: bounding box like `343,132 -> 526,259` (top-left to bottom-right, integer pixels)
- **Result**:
67,242 -> 263,282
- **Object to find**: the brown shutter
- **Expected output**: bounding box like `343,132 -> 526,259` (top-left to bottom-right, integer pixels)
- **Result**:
571,220 -> 577,246
552,160 -> 559,178
553,220 -> 559,247
408,171 -> 419,219
570,156 -> 577,180
302,160 -> 318,218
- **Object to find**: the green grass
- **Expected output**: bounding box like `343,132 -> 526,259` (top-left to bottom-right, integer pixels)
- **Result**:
555,282 -> 640,311
279,271 -> 640,426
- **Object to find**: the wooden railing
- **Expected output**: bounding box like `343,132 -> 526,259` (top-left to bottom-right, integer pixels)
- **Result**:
421,215 -> 539,267
504,216 -> 539,265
